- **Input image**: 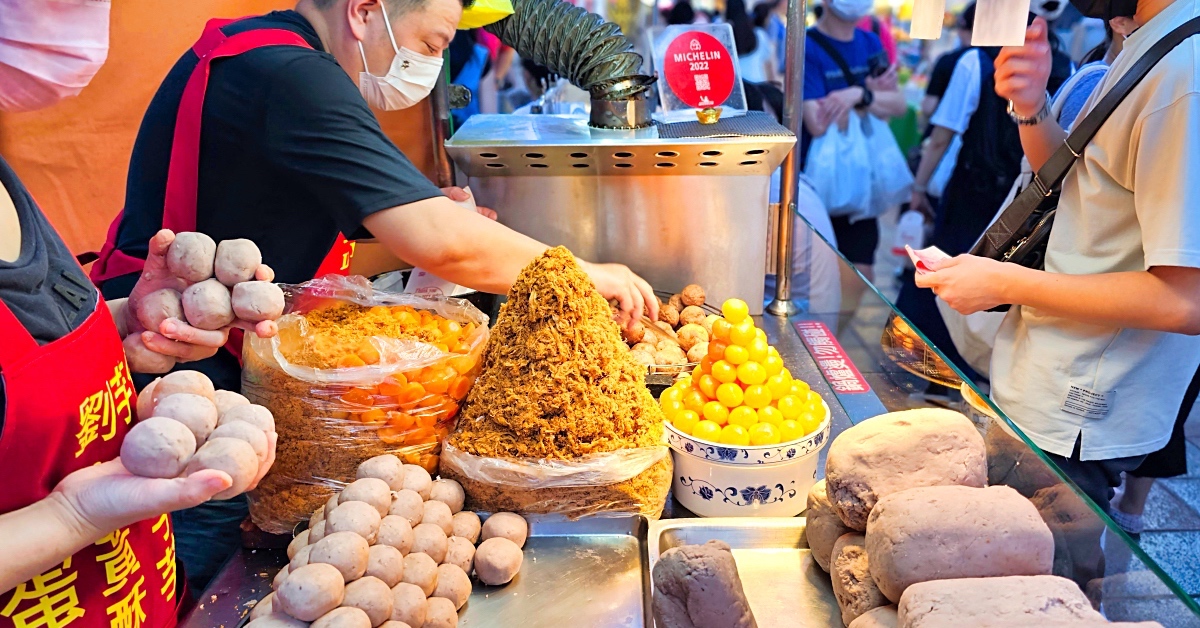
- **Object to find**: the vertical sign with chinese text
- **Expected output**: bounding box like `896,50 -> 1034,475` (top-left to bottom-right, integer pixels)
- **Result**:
794,321 -> 872,395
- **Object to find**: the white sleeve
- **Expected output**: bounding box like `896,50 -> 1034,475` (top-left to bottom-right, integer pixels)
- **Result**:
1135,92 -> 1200,269
930,49 -> 982,134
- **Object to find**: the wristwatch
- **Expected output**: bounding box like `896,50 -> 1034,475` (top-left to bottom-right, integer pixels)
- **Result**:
856,87 -> 875,109
1007,92 -> 1052,126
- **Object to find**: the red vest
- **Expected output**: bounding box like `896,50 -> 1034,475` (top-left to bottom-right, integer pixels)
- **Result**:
0,297 -> 179,628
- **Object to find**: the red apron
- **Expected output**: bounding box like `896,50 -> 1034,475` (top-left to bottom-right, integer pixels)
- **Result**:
0,297 -> 178,628
89,17 -> 357,316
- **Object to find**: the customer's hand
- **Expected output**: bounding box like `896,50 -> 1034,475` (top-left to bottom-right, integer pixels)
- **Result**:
910,190 -> 935,221
914,254 -> 1014,314
995,17 -> 1053,118
866,65 -> 899,93
49,459 -> 232,540
819,87 -> 863,130
580,261 -> 658,329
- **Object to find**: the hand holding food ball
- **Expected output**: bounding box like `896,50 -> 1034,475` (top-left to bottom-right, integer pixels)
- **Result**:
120,230 -> 282,373
121,370 -> 277,503
46,458 -> 232,549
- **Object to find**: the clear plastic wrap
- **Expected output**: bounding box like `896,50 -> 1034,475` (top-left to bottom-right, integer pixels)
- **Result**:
243,276 -> 489,534
438,442 -> 672,519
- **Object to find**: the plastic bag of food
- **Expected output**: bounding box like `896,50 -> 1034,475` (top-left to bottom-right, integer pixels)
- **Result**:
441,247 -> 673,519
439,442 -> 672,518
242,275 -> 489,534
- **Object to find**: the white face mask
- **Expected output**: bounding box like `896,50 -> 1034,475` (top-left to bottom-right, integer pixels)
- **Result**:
827,0 -> 874,21
358,8 -> 444,111
0,0 -> 111,112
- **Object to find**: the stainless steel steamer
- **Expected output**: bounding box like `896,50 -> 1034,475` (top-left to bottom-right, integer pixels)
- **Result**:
445,112 -> 794,314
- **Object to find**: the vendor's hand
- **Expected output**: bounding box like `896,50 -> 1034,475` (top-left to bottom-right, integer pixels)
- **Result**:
124,230 -> 277,369
49,459 -> 231,540
442,186 -> 497,220
910,189 -> 935,221
995,18 -> 1052,118
580,261 -> 658,329
914,254 -> 1014,314
247,431 -> 278,491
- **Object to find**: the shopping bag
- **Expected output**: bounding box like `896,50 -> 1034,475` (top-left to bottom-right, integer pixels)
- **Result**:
803,114 -> 872,218
864,113 -> 914,218
936,298 -> 1005,378
459,0 -> 513,28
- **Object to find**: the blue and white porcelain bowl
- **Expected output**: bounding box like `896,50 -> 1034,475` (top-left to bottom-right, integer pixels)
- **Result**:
665,401 -> 831,517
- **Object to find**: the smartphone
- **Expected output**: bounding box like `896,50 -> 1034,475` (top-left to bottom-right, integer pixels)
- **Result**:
868,56 -> 889,78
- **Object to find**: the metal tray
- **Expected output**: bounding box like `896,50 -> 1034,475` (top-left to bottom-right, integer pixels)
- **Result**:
461,514 -> 652,627
647,517 -> 840,628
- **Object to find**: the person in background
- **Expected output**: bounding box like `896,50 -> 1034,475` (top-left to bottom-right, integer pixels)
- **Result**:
476,29 -> 513,95
903,11 -> 1072,384
510,58 -> 559,114
665,0 -> 697,25
730,0 -> 782,118
767,0 -> 789,72
449,29 -> 491,127
922,6 -> 975,121
909,12 -> 1072,255
802,0 -> 906,295
858,12 -> 897,64
917,0 -> 1200,516
914,4 -> 975,218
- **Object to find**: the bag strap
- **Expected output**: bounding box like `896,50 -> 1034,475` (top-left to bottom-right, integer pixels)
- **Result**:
807,28 -> 859,87
1027,15 -> 1200,197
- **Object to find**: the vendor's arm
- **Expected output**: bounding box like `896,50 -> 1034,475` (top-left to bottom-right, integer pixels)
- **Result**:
363,200 -> 657,326
1,462 -> 230,594
264,56 -> 656,326
995,18 -> 1067,171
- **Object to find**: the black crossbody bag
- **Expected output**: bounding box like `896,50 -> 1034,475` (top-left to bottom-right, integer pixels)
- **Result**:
970,16 -> 1200,314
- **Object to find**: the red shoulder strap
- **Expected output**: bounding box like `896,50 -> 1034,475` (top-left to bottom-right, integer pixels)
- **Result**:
162,19 -> 313,232
90,18 -> 312,284
0,299 -> 40,364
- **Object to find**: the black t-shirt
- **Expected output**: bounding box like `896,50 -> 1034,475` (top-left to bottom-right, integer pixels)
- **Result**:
926,47 -> 968,100
102,11 -> 443,391
0,155 -> 100,422
104,10 -> 441,297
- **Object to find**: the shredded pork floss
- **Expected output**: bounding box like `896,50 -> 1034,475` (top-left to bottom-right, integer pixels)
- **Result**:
449,247 -> 665,458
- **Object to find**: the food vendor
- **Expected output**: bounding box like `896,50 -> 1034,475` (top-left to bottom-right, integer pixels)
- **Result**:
90,0 -> 658,594
0,1 -> 278,622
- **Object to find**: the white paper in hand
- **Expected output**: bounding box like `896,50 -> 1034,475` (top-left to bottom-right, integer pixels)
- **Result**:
972,0 -> 1033,46
910,0 -> 947,40
905,245 -> 952,275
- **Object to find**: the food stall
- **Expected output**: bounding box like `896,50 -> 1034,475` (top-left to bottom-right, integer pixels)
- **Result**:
180,0 -> 1200,625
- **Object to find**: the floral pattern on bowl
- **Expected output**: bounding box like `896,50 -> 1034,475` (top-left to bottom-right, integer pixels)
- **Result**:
664,400 -> 831,466
679,476 -> 800,507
